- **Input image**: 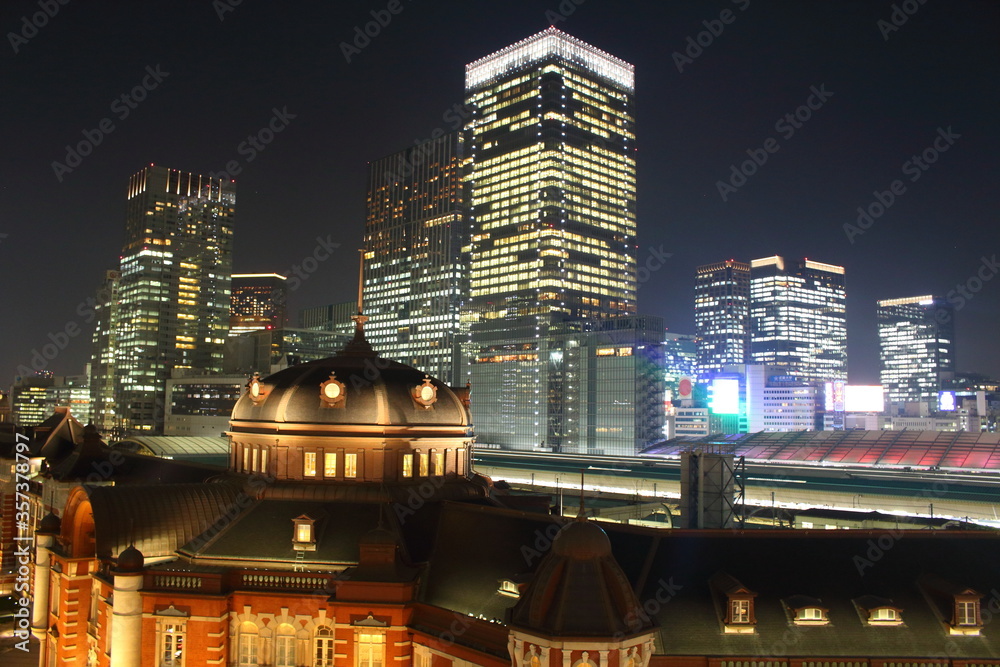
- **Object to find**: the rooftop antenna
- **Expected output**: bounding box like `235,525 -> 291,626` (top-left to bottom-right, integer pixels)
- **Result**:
341,248 -> 375,357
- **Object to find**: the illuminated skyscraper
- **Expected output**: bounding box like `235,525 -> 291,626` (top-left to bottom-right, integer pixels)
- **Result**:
464,28 -> 638,449
229,273 -> 287,335
89,269 -> 120,433
108,165 -> 235,434
362,132 -> 468,385
695,260 -> 750,378
749,256 -> 847,383
877,295 -> 954,406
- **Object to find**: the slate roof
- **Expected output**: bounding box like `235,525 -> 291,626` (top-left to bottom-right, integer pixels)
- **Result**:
420,503 -> 1000,658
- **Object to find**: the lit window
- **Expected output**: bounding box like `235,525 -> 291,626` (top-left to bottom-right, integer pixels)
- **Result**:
345,453 -> 357,479
402,454 -> 413,478
957,600 -> 978,626
160,622 -> 185,666
304,452 -> 316,477
260,449 -> 267,474
731,599 -> 750,623
419,453 -> 428,477
238,622 -> 258,666
797,607 -> 824,621
274,624 -> 295,667
357,632 -> 385,667
433,451 -> 445,475
870,607 -> 899,622
324,452 -> 337,477
314,627 -> 334,667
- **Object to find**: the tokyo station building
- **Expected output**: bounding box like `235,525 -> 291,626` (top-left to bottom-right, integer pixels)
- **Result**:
9,323 -> 1000,667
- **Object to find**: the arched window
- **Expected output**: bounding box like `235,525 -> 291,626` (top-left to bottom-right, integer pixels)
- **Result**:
274,623 -> 295,667
314,626 -> 334,667
238,621 -> 258,667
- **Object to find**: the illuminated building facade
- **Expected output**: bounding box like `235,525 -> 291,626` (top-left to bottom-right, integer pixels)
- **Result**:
229,273 -> 287,335
465,29 -> 638,448
471,315 -> 664,454
299,301 -> 357,335
88,270 -> 120,434
10,373 -> 91,427
877,295 -> 955,407
695,259 -> 750,378
749,256 -> 847,383
109,165 -> 235,434
363,132 -> 467,385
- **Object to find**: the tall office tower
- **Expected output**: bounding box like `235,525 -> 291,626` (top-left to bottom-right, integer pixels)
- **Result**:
299,301 -> 357,335
695,260 -> 750,378
877,295 -> 955,406
363,131 -> 468,385
110,165 -> 235,434
465,28 -> 637,449
230,273 -> 287,335
749,256 -> 847,383
88,269 -> 120,433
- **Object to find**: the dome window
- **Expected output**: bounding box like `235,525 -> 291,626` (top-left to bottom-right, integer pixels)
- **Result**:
412,376 -> 438,408
248,373 -> 267,404
319,373 -> 346,408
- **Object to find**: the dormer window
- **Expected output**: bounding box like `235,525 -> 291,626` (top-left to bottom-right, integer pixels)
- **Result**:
292,515 -> 316,551
952,590 -> 983,634
498,579 -> 520,599
711,573 -> 757,634
784,596 -> 830,626
797,607 -> 826,622
870,607 -> 900,623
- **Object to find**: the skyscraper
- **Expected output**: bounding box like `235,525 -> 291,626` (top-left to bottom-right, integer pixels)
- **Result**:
229,273 -> 287,336
89,269 -> 120,433
749,256 -> 847,383
695,259 -> 750,378
877,295 -> 955,406
362,132 -> 468,385
464,28 -> 638,449
108,165 -> 235,434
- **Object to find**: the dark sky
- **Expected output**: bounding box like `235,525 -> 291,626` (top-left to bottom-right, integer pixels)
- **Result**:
2,0 -> 998,386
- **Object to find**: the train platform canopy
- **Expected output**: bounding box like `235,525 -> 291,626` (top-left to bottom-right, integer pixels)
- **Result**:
641,430 -> 1000,471
112,436 -> 230,467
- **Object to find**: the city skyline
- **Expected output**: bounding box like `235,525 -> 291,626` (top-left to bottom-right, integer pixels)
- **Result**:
2,1 -> 998,388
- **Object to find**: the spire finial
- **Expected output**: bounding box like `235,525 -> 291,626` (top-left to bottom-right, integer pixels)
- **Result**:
577,468 -> 586,520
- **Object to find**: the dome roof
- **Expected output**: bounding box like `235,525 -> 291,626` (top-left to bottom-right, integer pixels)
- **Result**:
115,544 -> 145,573
510,518 -> 656,637
230,354 -> 469,431
552,518 -> 612,560
38,512 -> 61,535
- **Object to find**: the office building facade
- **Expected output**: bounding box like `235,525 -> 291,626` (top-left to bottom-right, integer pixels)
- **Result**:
877,295 -> 955,407
88,270 -> 120,433
108,165 -> 235,434
465,28 -> 640,449
750,256 -> 847,383
229,273 -> 287,335
363,132 -> 467,385
299,301 -> 357,335
695,259 -> 750,378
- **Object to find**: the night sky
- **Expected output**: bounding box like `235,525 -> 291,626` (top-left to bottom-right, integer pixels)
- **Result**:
2,0 -> 997,386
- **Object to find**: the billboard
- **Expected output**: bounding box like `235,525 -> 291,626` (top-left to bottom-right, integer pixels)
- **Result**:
844,385 -> 885,413
938,391 -> 957,412
709,378 -> 740,415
